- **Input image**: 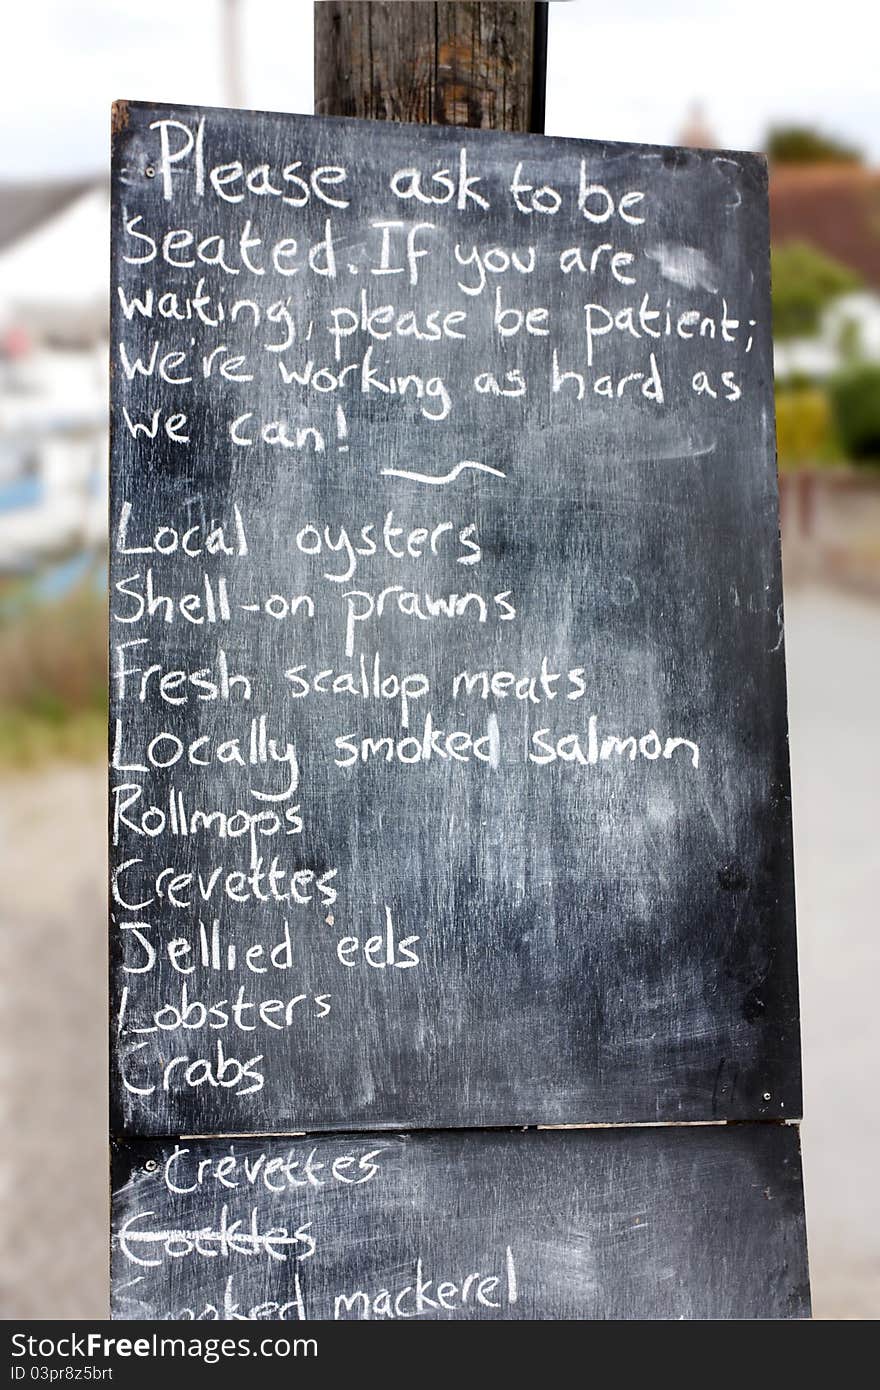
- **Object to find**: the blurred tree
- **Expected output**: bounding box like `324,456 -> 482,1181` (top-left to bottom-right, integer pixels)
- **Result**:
830,364 -> 880,462
771,241 -> 861,339
767,125 -> 863,164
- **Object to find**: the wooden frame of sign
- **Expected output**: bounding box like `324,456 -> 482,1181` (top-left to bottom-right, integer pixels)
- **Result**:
108,98 -> 808,1318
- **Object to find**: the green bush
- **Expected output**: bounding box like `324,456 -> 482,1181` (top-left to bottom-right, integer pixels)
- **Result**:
775,387 -> 833,466
0,582 -> 107,766
771,241 -> 861,339
830,364 -> 880,462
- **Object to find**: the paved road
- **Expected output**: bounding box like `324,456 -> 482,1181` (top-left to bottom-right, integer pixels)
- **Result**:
0,762 -> 107,1319
786,585 -> 880,1319
0,583 -> 877,1318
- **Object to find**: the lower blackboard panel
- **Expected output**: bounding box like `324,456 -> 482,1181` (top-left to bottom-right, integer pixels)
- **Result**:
111,1124 -> 810,1321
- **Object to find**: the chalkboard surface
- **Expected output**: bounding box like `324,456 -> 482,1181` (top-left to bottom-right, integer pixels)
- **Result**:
111,1123 -> 809,1320
110,101 -> 800,1136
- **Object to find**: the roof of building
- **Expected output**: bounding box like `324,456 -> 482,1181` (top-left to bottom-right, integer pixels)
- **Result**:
769,165 -> 880,288
0,178 -> 102,255
0,183 -> 108,318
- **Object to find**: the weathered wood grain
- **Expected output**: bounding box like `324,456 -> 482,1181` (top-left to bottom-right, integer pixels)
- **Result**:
314,2 -> 547,131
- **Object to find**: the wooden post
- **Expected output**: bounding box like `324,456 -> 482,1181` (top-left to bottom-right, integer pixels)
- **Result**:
314,2 -> 548,133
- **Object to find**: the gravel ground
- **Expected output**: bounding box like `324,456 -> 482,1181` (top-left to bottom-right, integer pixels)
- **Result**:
0,582 -> 876,1319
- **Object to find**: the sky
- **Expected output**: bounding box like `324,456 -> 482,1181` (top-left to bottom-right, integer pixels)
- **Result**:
1,0 -> 878,180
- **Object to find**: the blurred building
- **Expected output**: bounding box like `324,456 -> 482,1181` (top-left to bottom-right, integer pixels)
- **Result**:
771,165 -> 880,380
774,290 -> 880,380
678,103 -> 718,152
0,179 -> 108,590
770,164 -> 880,287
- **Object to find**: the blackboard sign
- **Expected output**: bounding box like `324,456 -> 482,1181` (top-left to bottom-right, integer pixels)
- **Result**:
110,101 -> 800,1137
111,1123 -> 809,1320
